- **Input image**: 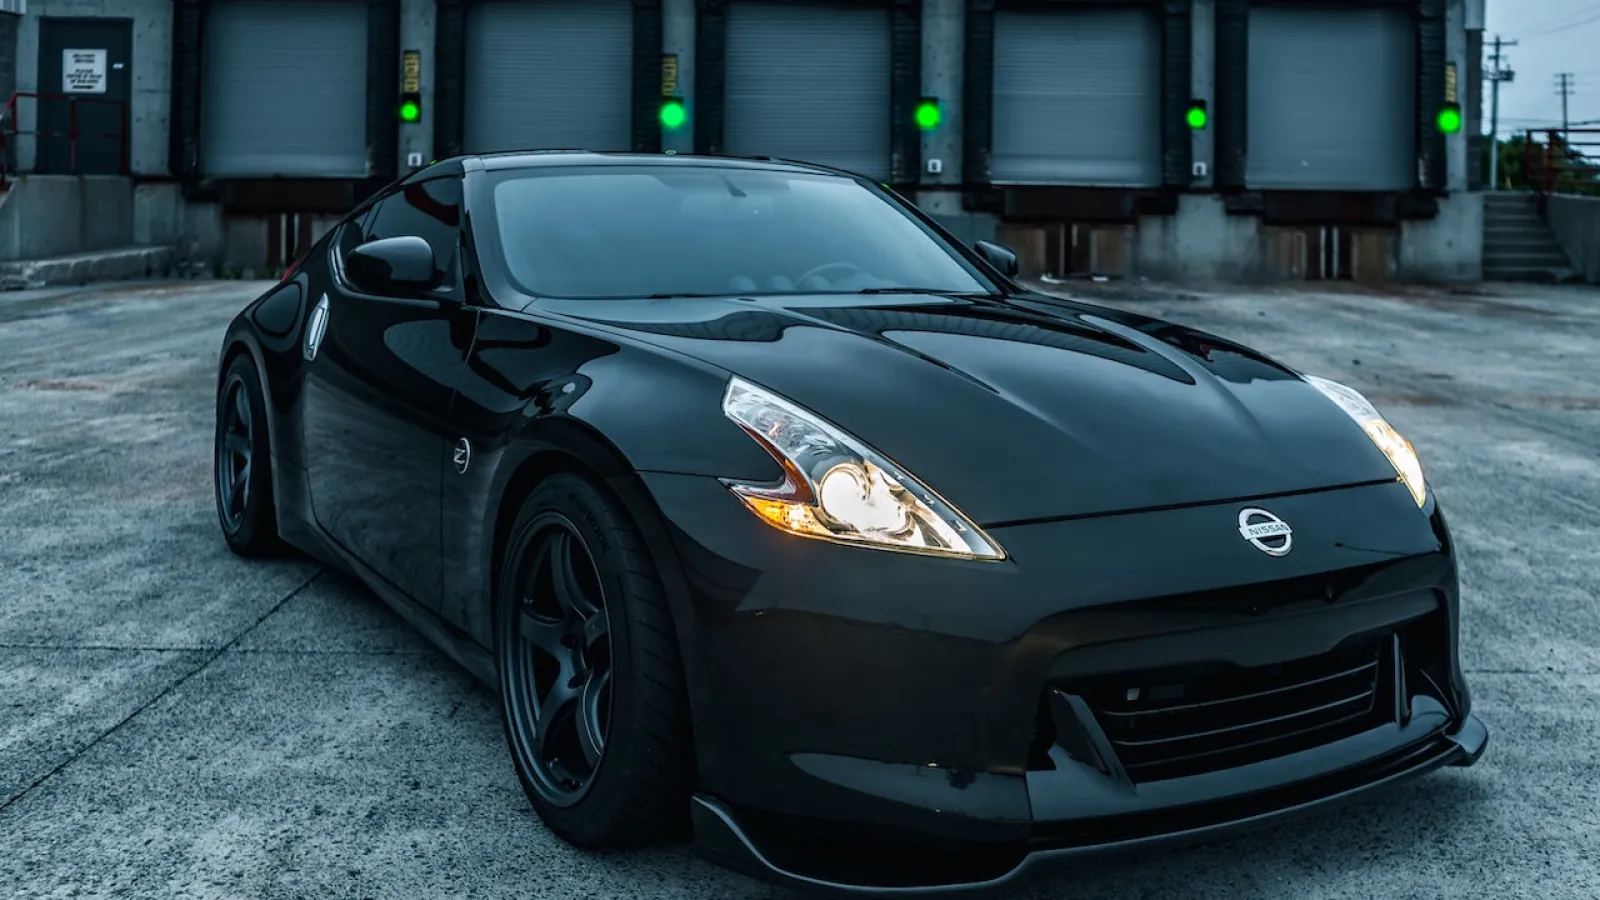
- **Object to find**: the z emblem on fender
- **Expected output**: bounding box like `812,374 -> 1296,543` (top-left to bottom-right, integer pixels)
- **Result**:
453,438 -> 472,475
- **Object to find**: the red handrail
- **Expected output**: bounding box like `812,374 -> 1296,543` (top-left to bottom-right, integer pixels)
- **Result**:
1521,127 -> 1600,211
0,91 -> 130,189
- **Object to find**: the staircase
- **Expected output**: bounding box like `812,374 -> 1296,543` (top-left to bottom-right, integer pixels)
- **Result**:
1482,191 -> 1577,282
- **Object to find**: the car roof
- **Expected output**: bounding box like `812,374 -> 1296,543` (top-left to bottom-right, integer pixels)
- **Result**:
453,150 -> 867,179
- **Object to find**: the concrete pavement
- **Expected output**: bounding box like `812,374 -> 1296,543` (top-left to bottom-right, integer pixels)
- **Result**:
1,278 -> 1597,899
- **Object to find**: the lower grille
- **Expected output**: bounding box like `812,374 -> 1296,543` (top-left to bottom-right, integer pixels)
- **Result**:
1071,639 -> 1391,784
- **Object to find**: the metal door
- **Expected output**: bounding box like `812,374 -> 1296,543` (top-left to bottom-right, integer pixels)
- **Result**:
989,7 -> 1161,186
35,17 -> 132,175
722,2 -> 892,179
463,0 -> 634,153
1245,6 -> 1416,190
200,0 -> 369,177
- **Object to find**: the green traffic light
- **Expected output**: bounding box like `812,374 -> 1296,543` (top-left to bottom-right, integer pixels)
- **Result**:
915,100 -> 941,131
660,100 -> 686,130
1437,106 -> 1462,134
1186,106 -> 1208,130
399,101 -> 420,123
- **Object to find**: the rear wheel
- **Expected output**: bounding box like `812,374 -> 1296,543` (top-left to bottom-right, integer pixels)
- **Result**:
214,354 -> 280,557
495,473 -> 694,846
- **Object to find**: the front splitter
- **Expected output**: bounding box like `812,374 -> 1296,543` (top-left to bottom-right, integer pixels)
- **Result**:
690,714 -> 1488,897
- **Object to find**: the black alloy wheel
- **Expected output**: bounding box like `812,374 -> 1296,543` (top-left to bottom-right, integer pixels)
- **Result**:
502,514 -> 616,806
495,474 -> 694,847
216,375 -> 254,532
214,354 -> 279,557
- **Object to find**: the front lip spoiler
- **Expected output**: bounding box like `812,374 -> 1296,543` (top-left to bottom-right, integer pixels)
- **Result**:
690,714 -> 1488,897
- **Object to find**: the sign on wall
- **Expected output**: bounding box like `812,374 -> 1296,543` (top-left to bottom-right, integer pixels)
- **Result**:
62,49 -> 108,93
402,49 -> 421,93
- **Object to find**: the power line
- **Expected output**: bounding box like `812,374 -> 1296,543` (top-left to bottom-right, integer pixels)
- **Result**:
1517,2 -> 1600,35
1523,8 -> 1600,39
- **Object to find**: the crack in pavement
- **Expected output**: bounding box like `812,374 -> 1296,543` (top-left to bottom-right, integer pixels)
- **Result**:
0,568 -> 326,815
0,644 -> 432,657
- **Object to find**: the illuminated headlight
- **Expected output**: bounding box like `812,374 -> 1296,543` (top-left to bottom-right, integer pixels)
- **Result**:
720,377 -> 1006,560
1304,374 -> 1427,506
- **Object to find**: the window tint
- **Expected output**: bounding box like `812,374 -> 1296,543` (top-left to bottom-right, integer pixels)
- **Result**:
483,167 -> 990,299
362,177 -> 463,288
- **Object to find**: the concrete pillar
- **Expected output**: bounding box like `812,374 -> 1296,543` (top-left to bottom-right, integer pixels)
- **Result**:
0,11 -> 18,123
1190,0 -> 1214,189
1445,0 -> 1465,192
918,0 -> 962,214
662,0 -> 695,155
399,0 -> 435,170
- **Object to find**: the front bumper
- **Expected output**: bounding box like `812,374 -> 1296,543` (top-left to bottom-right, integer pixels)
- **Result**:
691,714 -> 1487,896
640,473 -> 1484,892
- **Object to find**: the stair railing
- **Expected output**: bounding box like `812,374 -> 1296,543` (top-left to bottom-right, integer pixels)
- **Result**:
0,91 -> 131,190
1521,127 -> 1600,214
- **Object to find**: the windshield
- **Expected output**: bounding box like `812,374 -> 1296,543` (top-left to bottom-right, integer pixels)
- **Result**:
482,166 -> 992,299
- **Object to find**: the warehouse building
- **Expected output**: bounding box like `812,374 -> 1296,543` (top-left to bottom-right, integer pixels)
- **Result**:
1,0 -> 1485,281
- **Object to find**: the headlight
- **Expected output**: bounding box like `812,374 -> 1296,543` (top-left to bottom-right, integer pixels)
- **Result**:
720,377 -> 1006,560
1304,374 -> 1427,506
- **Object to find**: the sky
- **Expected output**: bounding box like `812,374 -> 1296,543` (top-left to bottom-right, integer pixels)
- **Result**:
1484,0 -> 1600,136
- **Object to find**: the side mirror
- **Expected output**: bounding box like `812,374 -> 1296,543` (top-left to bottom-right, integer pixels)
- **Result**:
974,240 -> 1019,278
347,235 -> 439,296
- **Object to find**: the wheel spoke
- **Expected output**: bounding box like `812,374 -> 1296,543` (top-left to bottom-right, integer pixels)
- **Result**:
225,432 -> 250,457
548,533 -> 597,618
519,608 -> 567,657
233,387 -> 251,430
228,472 -> 246,511
580,609 -> 608,650
534,677 -> 578,747
576,668 -> 610,767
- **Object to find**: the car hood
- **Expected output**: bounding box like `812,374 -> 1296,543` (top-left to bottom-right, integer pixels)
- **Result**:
543,292 -> 1400,525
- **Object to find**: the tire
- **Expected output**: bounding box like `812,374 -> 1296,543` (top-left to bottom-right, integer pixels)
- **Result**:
214,353 -> 280,558
494,472 -> 694,847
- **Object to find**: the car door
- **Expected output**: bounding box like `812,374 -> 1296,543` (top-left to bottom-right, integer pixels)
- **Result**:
300,173 -> 472,611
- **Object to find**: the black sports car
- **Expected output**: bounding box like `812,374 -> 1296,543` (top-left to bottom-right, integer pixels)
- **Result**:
214,152 -> 1487,895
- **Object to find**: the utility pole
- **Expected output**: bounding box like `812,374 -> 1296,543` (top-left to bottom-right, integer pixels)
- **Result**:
1486,36 -> 1517,190
1556,72 -> 1574,136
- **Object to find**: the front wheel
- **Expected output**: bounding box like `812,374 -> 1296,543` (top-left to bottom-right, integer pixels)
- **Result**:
494,473 -> 694,846
214,354 -> 280,557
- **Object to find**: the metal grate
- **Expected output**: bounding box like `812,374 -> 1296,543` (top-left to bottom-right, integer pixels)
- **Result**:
1076,640 -> 1390,784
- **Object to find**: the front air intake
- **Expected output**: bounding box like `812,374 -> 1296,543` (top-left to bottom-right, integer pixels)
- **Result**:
1066,638 -> 1392,784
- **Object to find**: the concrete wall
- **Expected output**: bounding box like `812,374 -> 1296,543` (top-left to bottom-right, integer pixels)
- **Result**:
0,174 -> 130,259
1547,194 -> 1600,284
398,0 -> 435,172
12,0 -> 172,175
1399,192 -> 1483,282
3,0 -> 1486,281
662,0 -> 695,156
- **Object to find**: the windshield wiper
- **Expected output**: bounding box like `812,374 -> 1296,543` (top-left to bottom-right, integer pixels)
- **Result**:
854,287 -> 994,296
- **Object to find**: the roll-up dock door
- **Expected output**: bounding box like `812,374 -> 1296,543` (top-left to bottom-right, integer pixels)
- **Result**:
463,0 -> 635,153
1245,5 -> 1416,190
722,2 -> 893,179
200,0 -> 369,177
989,6 -> 1162,186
